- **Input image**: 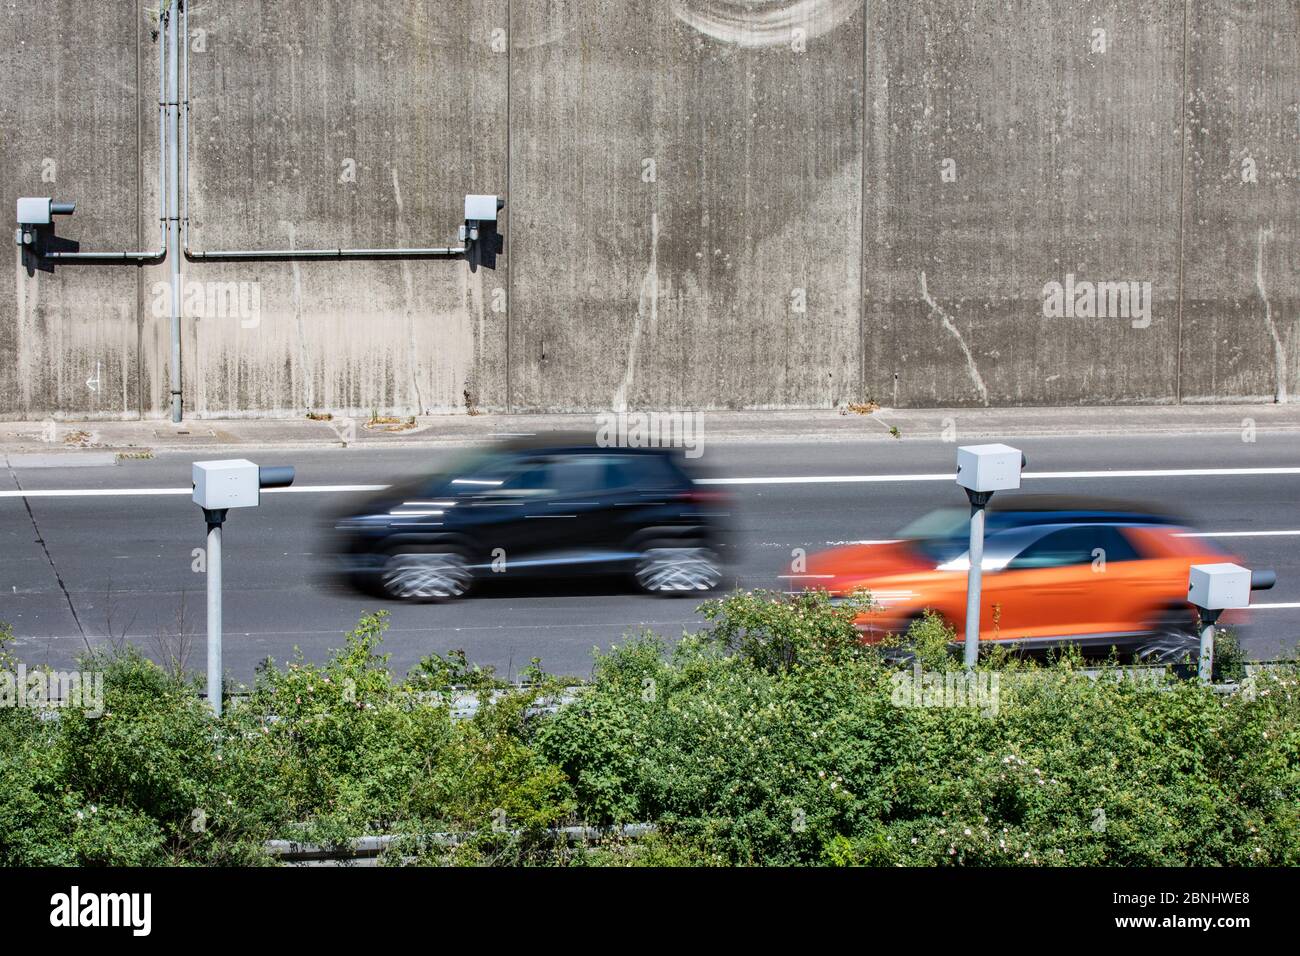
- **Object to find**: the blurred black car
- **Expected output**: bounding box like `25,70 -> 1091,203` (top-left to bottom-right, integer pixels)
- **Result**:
330,436 -> 731,601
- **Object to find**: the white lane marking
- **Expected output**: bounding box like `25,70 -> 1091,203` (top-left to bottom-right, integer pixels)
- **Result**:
1253,602 -> 1300,609
699,467 -> 1300,485
3,465 -> 1300,498
0,487 -> 190,497
0,484 -> 386,498
702,473 -> 948,485
266,485 -> 387,494
1180,530 -> 1300,538
1024,468 -> 1300,479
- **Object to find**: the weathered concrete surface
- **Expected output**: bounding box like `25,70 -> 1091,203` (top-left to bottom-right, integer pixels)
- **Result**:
178,0 -> 508,417
1,1 -> 1297,417
863,0 -> 1186,407
176,0 -> 506,418
507,0 -> 864,411
2,0 -> 146,419
4,0 -> 507,421
1178,0 -> 1300,403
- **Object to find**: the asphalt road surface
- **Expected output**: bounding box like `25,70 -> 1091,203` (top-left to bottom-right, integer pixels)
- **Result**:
4,432 -> 1300,682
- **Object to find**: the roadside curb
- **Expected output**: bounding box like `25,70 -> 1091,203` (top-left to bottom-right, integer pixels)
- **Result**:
3,404 -> 1300,457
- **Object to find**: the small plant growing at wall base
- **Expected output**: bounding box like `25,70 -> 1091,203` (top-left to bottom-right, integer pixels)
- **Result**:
842,401 -> 880,416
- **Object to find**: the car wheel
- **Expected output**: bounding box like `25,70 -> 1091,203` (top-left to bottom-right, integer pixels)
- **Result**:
1133,605 -> 1199,664
380,550 -> 473,602
634,543 -> 722,595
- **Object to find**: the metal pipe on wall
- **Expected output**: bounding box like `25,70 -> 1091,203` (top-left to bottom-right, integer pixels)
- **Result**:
186,246 -> 467,260
167,0 -> 182,422
181,0 -> 188,259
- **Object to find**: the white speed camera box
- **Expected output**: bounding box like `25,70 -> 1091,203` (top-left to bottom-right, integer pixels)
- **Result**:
1188,563 -> 1251,610
192,459 -> 259,509
956,443 -> 1023,493
16,197 -> 52,225
464,194 -> 500,222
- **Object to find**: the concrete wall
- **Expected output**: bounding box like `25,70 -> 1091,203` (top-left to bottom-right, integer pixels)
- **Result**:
1179,0 -> 1300,403
508,0 -> 862,411
3,0 -> 144,419
2,0 -> 1296,417
864,0 -> 1185,406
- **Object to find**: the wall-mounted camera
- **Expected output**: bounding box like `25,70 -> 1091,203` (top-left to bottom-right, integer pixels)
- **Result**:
16,198 -> 78,271
460,194 -> 505,271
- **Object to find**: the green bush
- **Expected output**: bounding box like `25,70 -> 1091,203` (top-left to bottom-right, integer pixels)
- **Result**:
540,591 -> 1300,866
0,597 -> 1296,866
0,613 -> 572,864
0,640 -> 265,865
1212,627 -> 1249,683
223,611 -> 573,847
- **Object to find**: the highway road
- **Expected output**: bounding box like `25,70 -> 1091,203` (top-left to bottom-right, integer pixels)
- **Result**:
3,432 -> 1300,682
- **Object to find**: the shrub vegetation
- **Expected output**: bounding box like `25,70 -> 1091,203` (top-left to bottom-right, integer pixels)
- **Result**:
0,596 -> 1294,866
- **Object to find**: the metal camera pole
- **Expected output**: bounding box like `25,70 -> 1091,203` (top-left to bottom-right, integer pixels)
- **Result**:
192,460 -> 295,716
1188,564 -> 1275,684
963,488 -> 992,670
955,444 -> 1025,670
203,508 -> 226,715
1196,608 -> 1222,685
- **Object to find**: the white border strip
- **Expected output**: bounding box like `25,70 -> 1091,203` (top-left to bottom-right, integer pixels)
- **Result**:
1180,529 -> 1300,538
700,467 -> 1300,486
3,465 -> 1300,498
0,484 -> 386,498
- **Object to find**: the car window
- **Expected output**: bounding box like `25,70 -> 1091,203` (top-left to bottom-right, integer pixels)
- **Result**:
502,460 -> 554,493
548,455 -> 614,495
1006,526 -> 1139,570
460,452 -> 680,498
931,528 -> 1043,570
453,457 -> 554,497
608,453 -> 683,490
449,452 -> 529,487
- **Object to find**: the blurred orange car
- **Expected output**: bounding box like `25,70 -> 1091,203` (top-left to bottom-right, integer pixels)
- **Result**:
791,497 -> 1241,660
